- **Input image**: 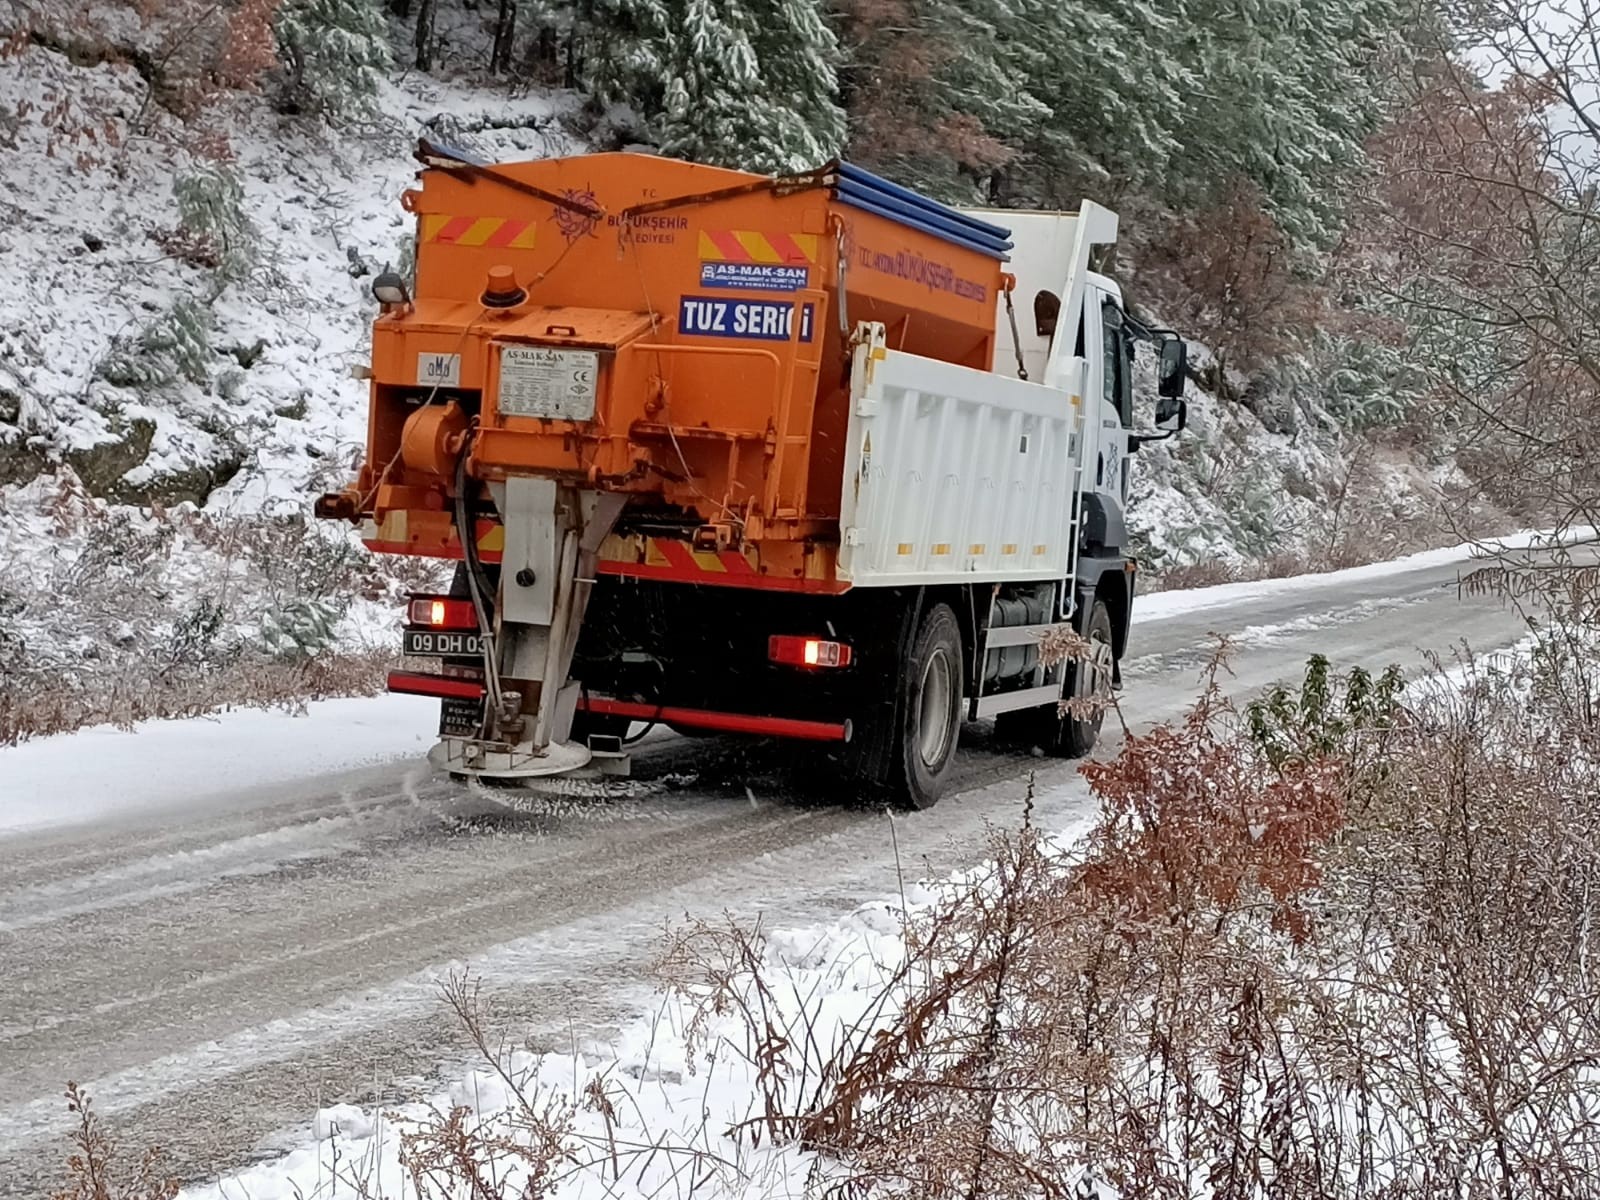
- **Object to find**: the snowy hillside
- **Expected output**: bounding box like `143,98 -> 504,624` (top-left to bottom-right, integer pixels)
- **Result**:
0,42 -> 581,508
1125,345 -> 1496,579
0,40 -> 589,739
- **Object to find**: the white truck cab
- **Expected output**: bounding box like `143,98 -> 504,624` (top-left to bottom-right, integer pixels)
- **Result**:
963,206 -> 1186,565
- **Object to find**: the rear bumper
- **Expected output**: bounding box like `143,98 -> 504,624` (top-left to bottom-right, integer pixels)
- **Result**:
583,697 -> 850,743
387,670 -> 485,700
385,671 -> 850,743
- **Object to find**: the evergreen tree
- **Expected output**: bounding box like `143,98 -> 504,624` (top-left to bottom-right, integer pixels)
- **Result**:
275,0 -> 393,119
834,0 -> 1051,201
1163,0 -> 1410,246
833,0 -> 1417,242
588,0 -> 845,173
1010,0 -> 1195,205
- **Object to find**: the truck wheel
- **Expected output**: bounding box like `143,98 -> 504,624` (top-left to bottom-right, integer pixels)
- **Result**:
885,603 -> 964,810
999,598 -> 1115,757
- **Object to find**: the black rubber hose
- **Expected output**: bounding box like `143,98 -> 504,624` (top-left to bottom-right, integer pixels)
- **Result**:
453,435 -> 498,621
452,434 -> 499,736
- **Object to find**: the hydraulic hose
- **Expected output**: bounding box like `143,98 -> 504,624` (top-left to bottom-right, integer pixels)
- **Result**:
452,433 -> 503,733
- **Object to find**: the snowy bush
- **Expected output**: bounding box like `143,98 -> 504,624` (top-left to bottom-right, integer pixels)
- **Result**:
98,296 -> 215,391
1264,328 -> 1426,435
215,366 -> 247,403
260,596 -> 342,658
171,164 -> 256,282
0,476 -> 425,744
274,0 -> 392,120
236,514 -> 376,606
162,595 -> 236,668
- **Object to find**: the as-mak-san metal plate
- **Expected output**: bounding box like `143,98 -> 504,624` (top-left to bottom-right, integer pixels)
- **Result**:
497,345 -> 599,420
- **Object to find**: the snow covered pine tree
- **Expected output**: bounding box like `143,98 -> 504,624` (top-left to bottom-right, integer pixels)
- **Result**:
274,0 -> 393,119
589,0 -> 845,173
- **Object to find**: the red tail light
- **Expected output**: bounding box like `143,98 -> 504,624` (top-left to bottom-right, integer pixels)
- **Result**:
769,635 -> 853,669
408,596 -> 477,629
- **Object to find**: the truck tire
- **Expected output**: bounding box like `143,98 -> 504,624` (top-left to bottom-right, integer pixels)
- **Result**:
998,598 -> 1114,758
882,603 -> 964,810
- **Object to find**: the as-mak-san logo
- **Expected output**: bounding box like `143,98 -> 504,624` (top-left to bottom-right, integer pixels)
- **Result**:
678,297 -> 815,342
699,262 -> 809,292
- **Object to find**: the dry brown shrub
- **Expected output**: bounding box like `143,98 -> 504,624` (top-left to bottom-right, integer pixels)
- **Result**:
663,640 -> 1600,1198
1138,184 -> 1326,383
382,973 -> 732,1199
1302,646 -> 1600,1196
657,914 -> 822,1149
149,225 -> 226,271
1356,43 -> 1600,543
7,0 -> 284,167
651,655 -> 1351,1199
1152,559 -> 1244,591
51,1084 -> 177,1200
2,477 -> 445,745
0,649 -> 394,746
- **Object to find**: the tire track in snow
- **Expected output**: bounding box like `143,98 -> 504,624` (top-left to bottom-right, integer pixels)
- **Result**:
0,811 -> 412,928
0,801 -> 834,1148
0,767 -> 454,891
0,798 -> 819,1052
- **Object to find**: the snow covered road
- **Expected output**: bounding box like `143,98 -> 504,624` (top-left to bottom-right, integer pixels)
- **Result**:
0,547 -> 1554,1196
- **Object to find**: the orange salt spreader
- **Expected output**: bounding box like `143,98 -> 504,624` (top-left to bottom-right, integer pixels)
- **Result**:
321,143 -> 1013,575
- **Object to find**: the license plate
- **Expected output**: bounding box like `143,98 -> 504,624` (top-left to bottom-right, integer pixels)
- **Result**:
440,696 -> 482,738
404,629 -> 485,658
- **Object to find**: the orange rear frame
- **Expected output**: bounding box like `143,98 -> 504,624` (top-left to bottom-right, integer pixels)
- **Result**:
331,151 -> 1011,591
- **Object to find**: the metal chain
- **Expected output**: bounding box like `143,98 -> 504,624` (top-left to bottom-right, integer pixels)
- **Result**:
1003,283 -> 1028,380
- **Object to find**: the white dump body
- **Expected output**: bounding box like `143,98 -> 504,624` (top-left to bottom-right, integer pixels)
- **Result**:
836,201 -> 1120,590
837,331 -> 1085,586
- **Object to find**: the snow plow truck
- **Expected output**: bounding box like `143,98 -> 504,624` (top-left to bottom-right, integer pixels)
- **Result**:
315,142 -> 1189,809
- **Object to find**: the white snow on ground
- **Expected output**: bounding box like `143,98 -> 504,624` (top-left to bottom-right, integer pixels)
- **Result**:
1132,525 -> 1598,622
177,805 -> 1099,1200
1402,632 -> 1541,700
0,692 -> 436,836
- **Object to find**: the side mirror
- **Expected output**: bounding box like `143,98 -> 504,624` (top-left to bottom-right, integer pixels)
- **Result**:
1156,395 -> 1187,433
1157,337 -> 1187,399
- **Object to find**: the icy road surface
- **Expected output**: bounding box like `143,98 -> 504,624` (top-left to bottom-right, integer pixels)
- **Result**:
0,548 -> 1561,1195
